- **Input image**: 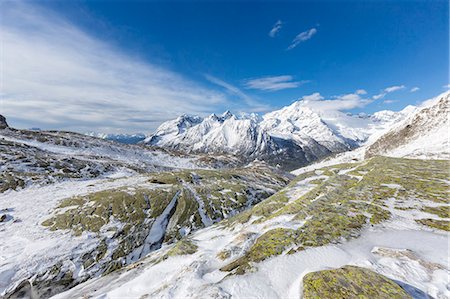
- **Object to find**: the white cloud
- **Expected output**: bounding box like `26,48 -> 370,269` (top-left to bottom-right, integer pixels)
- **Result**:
443,84 -> 450,89
287,28 -> 317,50
299,91 -> 371,112
410,87 -> 420,92
244,75 -> 308,91
383,99 -> 397,104
205,75 -> 271,112
384,85 -> 405,93
0,2 -> 233,133
302,92 -> 324,101
269,20 -> 283,38
355,89 -> 367,95
372,84 -> 406,100
372,93 -> 386,100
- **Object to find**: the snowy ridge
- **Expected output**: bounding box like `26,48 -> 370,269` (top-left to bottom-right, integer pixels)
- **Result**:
365,91 -> 450,159
290,92 -> 449,176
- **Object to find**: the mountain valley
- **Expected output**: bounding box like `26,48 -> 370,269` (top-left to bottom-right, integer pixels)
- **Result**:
0,92 -> 448,299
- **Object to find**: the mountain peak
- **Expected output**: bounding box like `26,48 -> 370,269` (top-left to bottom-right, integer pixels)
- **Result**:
221,110 -> 234,120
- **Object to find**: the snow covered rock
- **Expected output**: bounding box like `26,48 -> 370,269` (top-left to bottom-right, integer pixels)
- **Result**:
365,91 -> 450,159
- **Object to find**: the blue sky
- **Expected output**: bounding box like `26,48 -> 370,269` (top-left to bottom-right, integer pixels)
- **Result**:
1,0 -> 448,133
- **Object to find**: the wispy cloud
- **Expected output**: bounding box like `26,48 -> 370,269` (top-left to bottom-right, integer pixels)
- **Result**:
383,99 -> 397,104
287,28 -> 317,50
205,75 -> 271,112
244,75 -> 308,91
372,93 -> 386,100
269,20 -> 283,38
384,85 -> 405,93
443,84 -> 450,89
373,84 -> 406,100
1,2 -> 230,133
299,90 -> 371,112
410,87 -> 420,92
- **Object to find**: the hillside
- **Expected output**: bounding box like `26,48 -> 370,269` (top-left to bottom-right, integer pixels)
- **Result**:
0,121 -> 291,297
50,156 -> 450,299
366,91 -> 449,159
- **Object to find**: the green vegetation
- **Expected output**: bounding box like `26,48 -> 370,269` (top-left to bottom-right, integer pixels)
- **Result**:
302,266 -> 411,299
416,218 -> 450,231
421,206 -> 449,218
221,156 -> 449,274
42,187 -> 177,236
39,165 -> 288,282
166,239 -> 198,257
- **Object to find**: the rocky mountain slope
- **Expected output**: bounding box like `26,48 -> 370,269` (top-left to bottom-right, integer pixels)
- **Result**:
290,92 -> 449,176
1,164 -> 289,298
0,124 -> 245,193
144,100 -> 409,170
0,115 -> 8,129
50,156 -> 450,299
0,119 -> 290,298
366,91 -> 449,159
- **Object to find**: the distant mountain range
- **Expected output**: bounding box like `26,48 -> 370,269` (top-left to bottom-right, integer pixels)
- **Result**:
143,97 -> 416,170
85,132 -> 146,144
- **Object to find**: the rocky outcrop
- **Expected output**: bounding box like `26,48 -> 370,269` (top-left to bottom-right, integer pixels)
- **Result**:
302,265 -> 412,298
0,115 -> 9,129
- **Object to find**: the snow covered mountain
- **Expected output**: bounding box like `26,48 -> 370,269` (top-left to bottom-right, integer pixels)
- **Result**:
144,100 -> 408,170
366,91 -> 449,159
291,92 -> 449,176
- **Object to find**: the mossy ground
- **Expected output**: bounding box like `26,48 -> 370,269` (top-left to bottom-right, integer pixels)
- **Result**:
416,218 -> 450,231
38,165 -> 288,286
421,205 -> 449,218
302,265 -> 412,299
221,156 -> 449,274
166,239 -> 198,257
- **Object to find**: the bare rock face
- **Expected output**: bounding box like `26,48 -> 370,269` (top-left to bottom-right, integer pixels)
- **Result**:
0,115 -> 9,129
